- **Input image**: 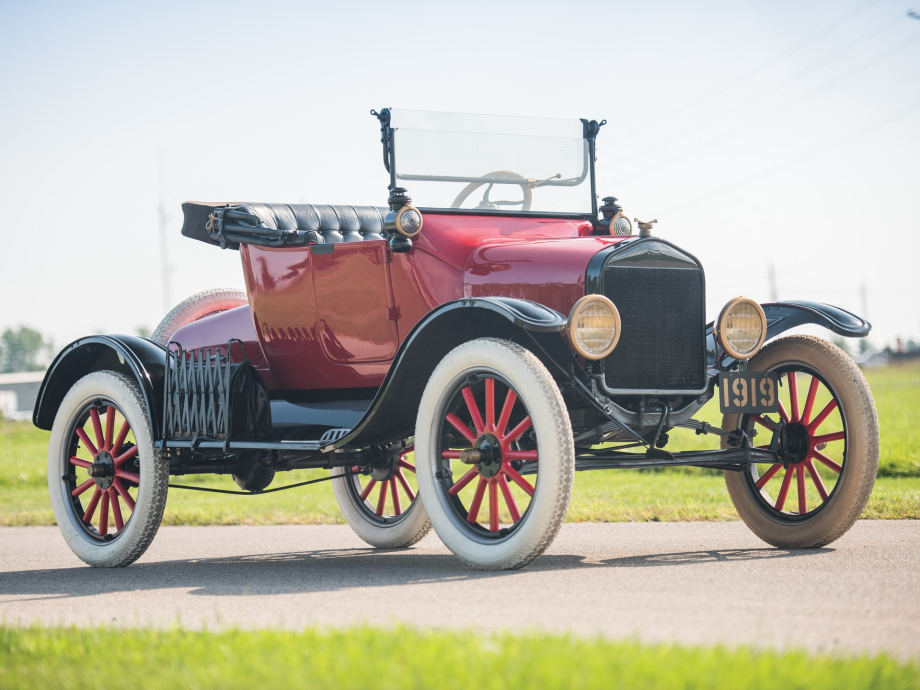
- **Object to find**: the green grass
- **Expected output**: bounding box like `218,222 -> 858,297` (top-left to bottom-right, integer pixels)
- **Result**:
0,626 -> 916,690
1,362 -> 918,526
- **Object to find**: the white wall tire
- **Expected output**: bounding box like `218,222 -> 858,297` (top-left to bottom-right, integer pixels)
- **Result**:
415,338 -> 574,570
47,371 -> 168,567
331,450 -> 430,549
722,335 -> 879,548
151,288 -> 248,346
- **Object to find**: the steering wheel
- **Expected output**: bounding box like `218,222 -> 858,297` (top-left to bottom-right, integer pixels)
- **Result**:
450,170 -> 533,211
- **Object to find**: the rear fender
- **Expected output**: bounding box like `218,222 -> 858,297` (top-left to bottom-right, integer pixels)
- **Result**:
33,335 -> 166,436
325,298 -> 569,450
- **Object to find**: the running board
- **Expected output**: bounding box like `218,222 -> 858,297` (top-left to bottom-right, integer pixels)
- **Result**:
572,446 -> 778,471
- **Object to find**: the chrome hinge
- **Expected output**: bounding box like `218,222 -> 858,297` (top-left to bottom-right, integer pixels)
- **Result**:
386,306 -> 400,321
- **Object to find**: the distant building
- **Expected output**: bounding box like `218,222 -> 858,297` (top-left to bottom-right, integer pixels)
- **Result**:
0,371 -> 45,421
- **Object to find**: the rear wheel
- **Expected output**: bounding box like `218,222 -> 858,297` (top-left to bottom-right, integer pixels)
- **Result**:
48,371 -> 168,567
151,288 -> 247,346
331,444 -> 430,548
722,335 -> 878,548
415,338 -> 574,570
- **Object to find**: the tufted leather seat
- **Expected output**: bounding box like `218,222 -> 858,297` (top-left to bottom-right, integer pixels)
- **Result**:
235,203 -> 388,244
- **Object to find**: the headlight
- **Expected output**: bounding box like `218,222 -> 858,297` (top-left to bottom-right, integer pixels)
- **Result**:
716,297 -> 767,359
612,213 -> 632,236
568,295 -> 621,360
395,205 -> 423,238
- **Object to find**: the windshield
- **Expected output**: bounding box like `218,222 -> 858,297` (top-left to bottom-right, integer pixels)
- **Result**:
388,109 -> 594,215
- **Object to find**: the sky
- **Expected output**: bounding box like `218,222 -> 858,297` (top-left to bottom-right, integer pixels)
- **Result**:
1,0 -> 918,352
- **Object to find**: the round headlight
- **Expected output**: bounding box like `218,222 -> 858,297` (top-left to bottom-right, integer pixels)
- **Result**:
395,205 -> 423,238
717,297 -> 767,360
568,295 -> 621,360
612,214 -> 632,236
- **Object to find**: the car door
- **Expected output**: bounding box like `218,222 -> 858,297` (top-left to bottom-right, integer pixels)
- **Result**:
311,241 -> 400,363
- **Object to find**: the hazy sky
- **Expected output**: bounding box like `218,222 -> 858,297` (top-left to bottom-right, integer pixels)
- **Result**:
1,0 -> 918,351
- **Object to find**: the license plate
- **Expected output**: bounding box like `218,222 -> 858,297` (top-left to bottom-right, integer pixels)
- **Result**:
718,372 -> 779,414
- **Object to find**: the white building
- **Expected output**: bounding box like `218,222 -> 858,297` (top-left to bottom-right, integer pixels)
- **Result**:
0,371 -> 45,421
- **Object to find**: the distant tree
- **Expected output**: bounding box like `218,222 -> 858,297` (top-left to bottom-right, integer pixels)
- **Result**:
832,336 -> 850,356
859,337 -> 871,354
136,326 -> 151,339
0,326 -> 54,373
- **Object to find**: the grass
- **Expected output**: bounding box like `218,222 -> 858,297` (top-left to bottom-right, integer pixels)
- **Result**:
0,626 -> 917,690
1,362 -> 917,526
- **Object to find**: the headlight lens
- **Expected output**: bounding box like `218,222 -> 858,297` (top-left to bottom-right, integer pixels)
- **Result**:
612,215 -> 632,236
568,295 -> 621,359
395,205 -> 423,237
717,297 -> 766,359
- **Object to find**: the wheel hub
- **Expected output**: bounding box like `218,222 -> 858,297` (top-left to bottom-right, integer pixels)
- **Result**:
783,423 -> 810,465
459,433 -> 503,478
88,451 -> 115,489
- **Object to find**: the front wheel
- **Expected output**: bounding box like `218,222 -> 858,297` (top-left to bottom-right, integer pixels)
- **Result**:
415,338 -> 574,570
722,335 -> 879,548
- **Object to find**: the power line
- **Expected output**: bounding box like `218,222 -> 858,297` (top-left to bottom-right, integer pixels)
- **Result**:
661,98 -> 920,213
619,0 -> 887,138
629,28 -> 920,181
625,12 -> 907,159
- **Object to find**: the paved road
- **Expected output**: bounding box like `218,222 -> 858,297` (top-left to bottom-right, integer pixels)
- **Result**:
1,522 -> 917,658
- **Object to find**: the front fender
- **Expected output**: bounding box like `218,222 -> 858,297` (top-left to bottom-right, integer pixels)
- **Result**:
323,298 -> 568,450
762,301 -> 871,339
33,335 -> 166,435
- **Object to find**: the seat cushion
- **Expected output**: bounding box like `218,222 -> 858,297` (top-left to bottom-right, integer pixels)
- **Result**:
235,203 -> 388,244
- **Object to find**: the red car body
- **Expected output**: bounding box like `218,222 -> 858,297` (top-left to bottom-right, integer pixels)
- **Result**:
173,214 -> 623,392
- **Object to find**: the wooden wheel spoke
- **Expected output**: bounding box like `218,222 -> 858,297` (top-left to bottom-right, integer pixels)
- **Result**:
801,376 -> 820,425
83,488 -> 102,524
446,413 -> 477,445
98,491 -> 110,535
750,415 -> 779,432
807,399 -> 838,433
399,458 -> 416,473
795,464 -> 807,515
504,416 -> 532,444
461,387 -> 485,436
114,445 -> 138,467
805,458 -> 829,502
359,478 -> 377,501
755,464 -> 782,489
787,371 -> 800,422
113,479 -> 135,511
484,378 -> 495,432
466,477 -> 487,524
112,419 -> 131,457
115,469 -> 140,484
504,465 -> 534,497
774,467 -> 795,511
75,429 -> 98,457
504,450 -> 538,461
496,389 -> 517,439
375,479 -> 389,516
390,479 -> 402,516
449,468 -> 478,496
71,479 -> 95,497
396,469 -> 416,501
812,449 -> 843,474
89,408 -> 105,450
110,490 -> 125,531
70,456 -> 92,469
104,406 -> 115,450
488,480 -> 499,532
777,399 -> 790,424
812,431 -> 845,445
498,474 -> 521,523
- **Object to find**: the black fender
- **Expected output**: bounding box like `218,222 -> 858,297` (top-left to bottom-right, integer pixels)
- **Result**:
762,301 -> 871,339
325,297 -> 569,450
33,335 -> 167,436
707,300 -> 871,369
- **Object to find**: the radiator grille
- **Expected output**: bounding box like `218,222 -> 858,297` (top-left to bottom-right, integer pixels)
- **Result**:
601,266 -> 706,391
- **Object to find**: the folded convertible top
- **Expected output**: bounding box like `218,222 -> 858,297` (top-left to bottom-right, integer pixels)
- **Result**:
181,201 -> 240,249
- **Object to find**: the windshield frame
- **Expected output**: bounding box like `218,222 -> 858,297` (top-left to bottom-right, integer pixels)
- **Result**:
373,108 -> 605,219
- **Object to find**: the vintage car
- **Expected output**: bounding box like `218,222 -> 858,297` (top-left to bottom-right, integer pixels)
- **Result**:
34,109 -> 879,570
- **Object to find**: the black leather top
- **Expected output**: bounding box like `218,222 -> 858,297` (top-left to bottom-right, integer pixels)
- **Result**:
235,203 -> 388,244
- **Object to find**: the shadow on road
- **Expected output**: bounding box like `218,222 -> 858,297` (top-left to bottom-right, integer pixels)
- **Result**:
0,545 -> 831,600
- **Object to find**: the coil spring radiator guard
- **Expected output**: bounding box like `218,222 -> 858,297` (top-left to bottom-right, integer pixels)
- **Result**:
162,339 -> 272,449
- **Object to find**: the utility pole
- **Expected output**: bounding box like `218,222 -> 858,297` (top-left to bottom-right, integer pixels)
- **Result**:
860,280 -> 868,320
767,262 -> 778,302
908,10 -> 920,20
156,150 -> 171,313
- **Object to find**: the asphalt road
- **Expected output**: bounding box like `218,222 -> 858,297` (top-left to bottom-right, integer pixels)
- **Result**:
1,522 -> 917,658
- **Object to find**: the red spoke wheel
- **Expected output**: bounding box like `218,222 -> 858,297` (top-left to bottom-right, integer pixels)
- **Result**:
722,336 -> 879,549
416,339 -> 574,570
48,371 -> 168,567
331,443 -> 430,548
